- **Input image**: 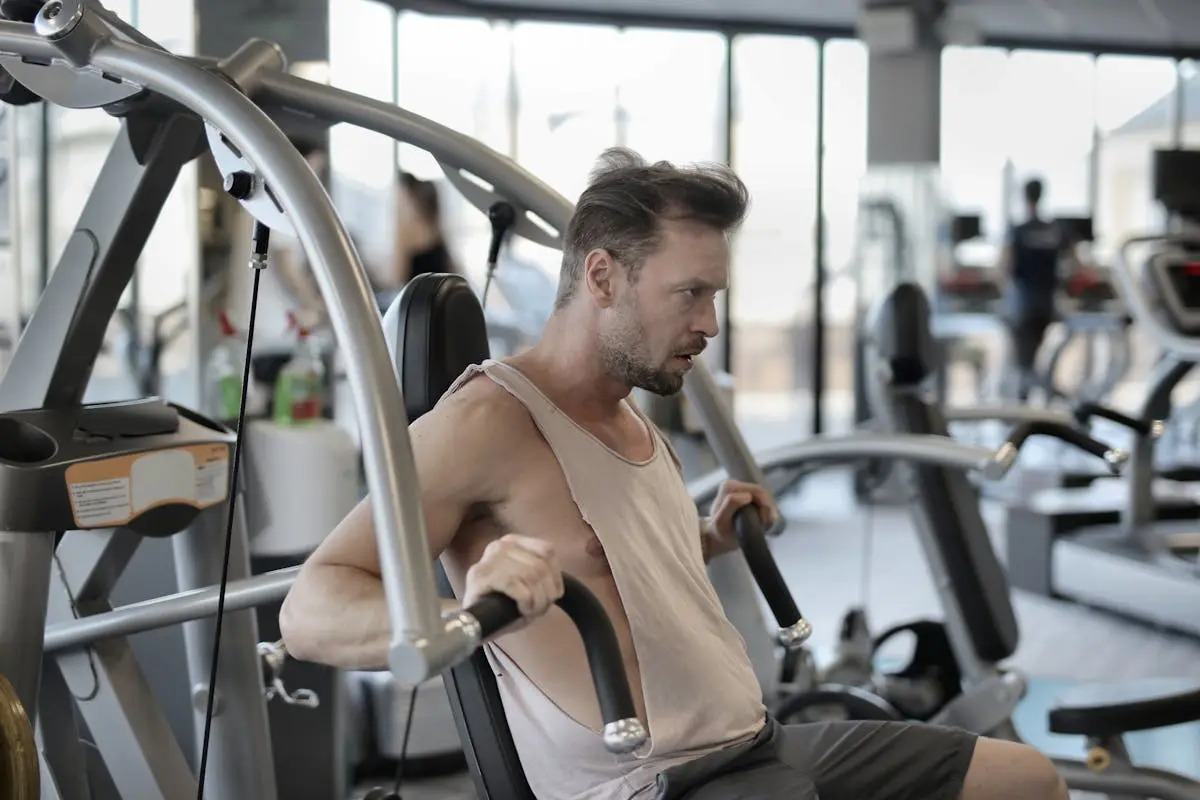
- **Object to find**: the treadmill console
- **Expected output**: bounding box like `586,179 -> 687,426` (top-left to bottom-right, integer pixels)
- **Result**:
1148,250 -> 1200,335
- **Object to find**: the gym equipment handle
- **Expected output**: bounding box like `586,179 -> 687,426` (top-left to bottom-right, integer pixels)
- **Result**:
1002,420 -> 1128,474
1072,402 -> 1162,440
733,505 -> 812,649
464,574 -> 648,754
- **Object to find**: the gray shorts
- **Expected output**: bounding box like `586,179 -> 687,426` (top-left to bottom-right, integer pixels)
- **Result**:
654,716 -> 977,800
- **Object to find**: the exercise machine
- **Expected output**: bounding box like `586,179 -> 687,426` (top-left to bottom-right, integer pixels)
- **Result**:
1004,148 -> 1200,638
0,3 -> 653,797
864,279 -> 1200,799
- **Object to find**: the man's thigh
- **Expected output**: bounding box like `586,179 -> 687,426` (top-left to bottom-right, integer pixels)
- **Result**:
775,720 -> 977,800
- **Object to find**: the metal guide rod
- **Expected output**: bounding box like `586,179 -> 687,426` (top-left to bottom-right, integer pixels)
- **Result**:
0,8 -> 464,682
687,434 -> 999,505
43,567 -> 300,653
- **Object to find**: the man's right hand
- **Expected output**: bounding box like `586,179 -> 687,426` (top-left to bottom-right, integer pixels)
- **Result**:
462,534 -> 564,627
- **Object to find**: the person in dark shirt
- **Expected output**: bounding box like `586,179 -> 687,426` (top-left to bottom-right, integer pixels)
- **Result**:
393,171 -> 456,281
996,178 -> 1080,401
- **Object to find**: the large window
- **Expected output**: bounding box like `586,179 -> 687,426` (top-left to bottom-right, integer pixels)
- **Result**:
513,22 -> 620,206
330,0 -> 397,283
1005,50 -> 1095,220
396,13 -> 513,289
1094,55 -> 1179,262
821,38 -> 869,433
940,46 -> 1011,253
729,35 -> 818,443
618,29 -> 726,165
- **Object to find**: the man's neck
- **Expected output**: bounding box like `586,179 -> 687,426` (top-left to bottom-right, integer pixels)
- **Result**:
518,312 -> 631,421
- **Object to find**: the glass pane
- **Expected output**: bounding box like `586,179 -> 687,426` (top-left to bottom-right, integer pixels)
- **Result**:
1095,55 -> 1180,407
1182,62 -> 1199,146
619,28 -> 726,164
1005,50 -> 1095,218
821,38 -> 868,434
396,13 -> 513,290
513,22 -> 619,204
1095,55 -> 1179,261
506,21 -> 619,317
730,34 -> 818,446
940,46 -> 1010,256
329,0 -> 396,284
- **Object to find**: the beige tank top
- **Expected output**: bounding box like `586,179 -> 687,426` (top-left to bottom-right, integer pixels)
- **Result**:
443,360 -> 766,800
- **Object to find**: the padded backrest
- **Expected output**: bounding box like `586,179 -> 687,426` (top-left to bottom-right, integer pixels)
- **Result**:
864,281 -> 938,387
890,394 -> 1020,662
381,272 -> 491,422
381,273 -> 535,799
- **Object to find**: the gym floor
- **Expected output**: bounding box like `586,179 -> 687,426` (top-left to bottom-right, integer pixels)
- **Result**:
356,465 -> 1200,799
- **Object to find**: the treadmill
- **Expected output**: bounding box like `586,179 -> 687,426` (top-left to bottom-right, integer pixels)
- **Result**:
1005,148 -> 1200,636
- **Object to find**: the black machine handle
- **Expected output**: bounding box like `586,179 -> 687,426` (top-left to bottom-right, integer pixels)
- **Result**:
733,505 -> 812,650
1001,420 -> 1128,474
464,574 -> 648,754
1072,402 -> 1161,439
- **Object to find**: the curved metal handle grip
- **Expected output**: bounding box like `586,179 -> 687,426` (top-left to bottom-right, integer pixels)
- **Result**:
732,505 -> 811,649
465,574 -> 648,754
1072,402 -> 1162,440
994,420 -> 1128,476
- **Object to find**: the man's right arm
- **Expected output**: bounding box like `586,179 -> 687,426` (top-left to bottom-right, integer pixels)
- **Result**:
279,381 -> 511,669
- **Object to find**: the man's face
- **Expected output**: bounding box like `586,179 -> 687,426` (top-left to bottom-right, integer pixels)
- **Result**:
597,220 -> 728,395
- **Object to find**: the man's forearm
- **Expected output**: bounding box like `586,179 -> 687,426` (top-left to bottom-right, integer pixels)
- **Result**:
280,564 -> 460,670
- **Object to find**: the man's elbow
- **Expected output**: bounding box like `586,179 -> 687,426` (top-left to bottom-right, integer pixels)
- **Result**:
278,574 -> 322,663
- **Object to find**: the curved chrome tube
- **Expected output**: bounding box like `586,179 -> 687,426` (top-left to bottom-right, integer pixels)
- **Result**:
687,434 -> 998,506
50,34 -> 469,681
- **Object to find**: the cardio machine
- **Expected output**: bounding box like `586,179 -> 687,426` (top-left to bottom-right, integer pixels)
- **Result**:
1004,149 -> 1200,638
864,279 -> 1200,800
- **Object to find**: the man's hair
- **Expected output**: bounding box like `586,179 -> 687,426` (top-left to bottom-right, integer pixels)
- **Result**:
1023,178 -> 1044,206
555,147 -> 750,308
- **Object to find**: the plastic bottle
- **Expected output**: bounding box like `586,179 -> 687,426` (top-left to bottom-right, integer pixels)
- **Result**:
204,311 -> 251,422
273,312 -> 325,426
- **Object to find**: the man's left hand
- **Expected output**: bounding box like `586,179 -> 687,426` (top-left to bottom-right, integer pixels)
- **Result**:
705,479 -> 780,558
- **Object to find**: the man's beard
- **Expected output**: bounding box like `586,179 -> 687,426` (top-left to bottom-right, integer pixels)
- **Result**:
599,312 -> 686,396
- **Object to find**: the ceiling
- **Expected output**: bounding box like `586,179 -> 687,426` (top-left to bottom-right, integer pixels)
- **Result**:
393,0 -> 1200,58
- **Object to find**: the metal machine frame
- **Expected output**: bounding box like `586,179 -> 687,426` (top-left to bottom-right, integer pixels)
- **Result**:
1015,231 -> 1200,638
861,282 -> 1200,800
0,2 -> 796,796
0,3 -> 593,798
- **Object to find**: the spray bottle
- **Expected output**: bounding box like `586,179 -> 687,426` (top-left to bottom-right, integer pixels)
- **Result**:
204,311 -> 253,423
273,312 -> 325,426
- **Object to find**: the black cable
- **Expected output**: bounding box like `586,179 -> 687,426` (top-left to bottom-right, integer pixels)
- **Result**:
389,685 -> 420,797
195,221 -> 270,800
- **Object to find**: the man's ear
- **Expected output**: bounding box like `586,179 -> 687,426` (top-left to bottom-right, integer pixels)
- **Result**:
583,248 -> 619,308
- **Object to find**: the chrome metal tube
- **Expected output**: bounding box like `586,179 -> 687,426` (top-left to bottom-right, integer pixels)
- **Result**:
688,433 -> 997,506
0,531 -> 55,726
252,70 -> 570,249
0,19 -> 61,59
82,37 -> 459,682
44,567 -> 299,653
944,406 -> 1073,426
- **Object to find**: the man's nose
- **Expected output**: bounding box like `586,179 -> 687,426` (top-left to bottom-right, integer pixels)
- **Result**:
695,297 -> 720,338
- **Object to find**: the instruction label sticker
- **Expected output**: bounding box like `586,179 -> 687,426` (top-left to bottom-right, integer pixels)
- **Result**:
64,444 -> 231,529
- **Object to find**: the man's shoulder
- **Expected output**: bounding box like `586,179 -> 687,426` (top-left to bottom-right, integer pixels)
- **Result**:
418,369 -> 534,451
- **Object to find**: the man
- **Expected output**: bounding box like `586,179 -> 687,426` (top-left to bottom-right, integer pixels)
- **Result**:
280,148 -> 1068,800
997,178 -> 1080,401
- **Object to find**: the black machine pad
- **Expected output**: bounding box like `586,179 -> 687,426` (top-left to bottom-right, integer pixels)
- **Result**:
382,272 -> 491,423
891,394 -> 1020,663
1049,678 -> 1200,737
380,273 -> 535,799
